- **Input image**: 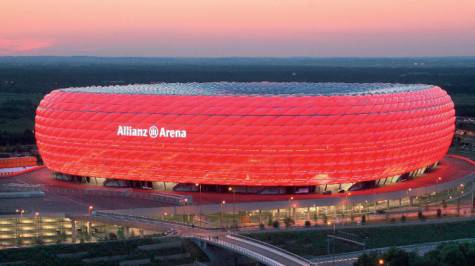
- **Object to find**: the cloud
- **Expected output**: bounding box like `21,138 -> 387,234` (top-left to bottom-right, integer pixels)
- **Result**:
0,38 -> 54,55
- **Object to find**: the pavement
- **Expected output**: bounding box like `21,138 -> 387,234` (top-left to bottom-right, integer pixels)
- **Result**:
0,168 -> 170,216
0,155 -> 474,218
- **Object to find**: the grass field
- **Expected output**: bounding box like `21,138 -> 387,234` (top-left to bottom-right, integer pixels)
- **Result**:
0,237 -> 208,266
245,220 -> 475,257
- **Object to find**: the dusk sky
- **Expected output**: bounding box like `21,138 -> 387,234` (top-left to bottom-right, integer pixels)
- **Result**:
1,0 -> 475,57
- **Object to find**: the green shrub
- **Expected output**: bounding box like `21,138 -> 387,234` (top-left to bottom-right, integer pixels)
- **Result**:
418,210 -> 425,221
400,215 -> 406,222
361,215 -> 366,225
267,216 -> 273,226
356,243 -> 475,266
284,217 -> 295,228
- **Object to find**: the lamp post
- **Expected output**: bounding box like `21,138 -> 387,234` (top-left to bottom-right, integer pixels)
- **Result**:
458,183 -> 464,216
471,181 -> 475,214
346,192 -> 352,224
195,183 -> 202,228
289,196 -> 294,219
220,200 -> 226,228
183,198 -> 189,224
406,188 -> 412,215
228,186 -> 236,228
88,205 -> 94,216
34,212 -> 40,239
15,209 -> 25,241
16,209 -> 25,220
436,176 -> 442,202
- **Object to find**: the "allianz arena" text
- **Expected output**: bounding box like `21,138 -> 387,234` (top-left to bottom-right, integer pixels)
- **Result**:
116,125 -> 187,138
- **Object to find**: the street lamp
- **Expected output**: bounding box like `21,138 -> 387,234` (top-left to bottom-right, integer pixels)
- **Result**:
459,184 -> 465,216
15,209 -> 25,240
220,200 -> 226,228
327,221 -> 336,234
16,209 -> 25,220
34,212 -> 40,239
88,205 -> 94,216
289,196 -> 294,219
345,192 -> 352,221
406,188 -> 412,213
228,186 -> 236,228
378,258 -> 385,265
195,183 -> 202,228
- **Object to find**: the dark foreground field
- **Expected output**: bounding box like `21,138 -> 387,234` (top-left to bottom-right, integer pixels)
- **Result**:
246,219 -> 475,257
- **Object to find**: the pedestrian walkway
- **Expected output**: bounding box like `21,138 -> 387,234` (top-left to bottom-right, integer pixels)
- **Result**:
190,233 -> 312,266
87,211 -> 312,266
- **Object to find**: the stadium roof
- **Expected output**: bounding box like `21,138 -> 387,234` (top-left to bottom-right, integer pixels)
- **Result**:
60,82 -> 433,96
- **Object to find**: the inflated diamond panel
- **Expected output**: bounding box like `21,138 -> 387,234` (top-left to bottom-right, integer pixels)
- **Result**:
35,82 -> 455,186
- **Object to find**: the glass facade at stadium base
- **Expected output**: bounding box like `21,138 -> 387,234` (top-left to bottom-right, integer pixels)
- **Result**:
51,162 -> 438,195
35,82 -> 455,192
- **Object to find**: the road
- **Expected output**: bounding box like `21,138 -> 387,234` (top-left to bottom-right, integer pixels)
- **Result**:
312,238 -> 475,266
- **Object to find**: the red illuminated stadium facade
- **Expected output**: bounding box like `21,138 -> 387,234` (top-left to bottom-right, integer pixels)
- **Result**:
35,82 -> 455,193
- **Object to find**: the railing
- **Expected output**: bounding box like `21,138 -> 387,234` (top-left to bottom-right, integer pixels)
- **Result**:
191,234 -> 286,266
0,183 -> 43,192
93,211 -> 225,230
229,233 -> 313,265
0,165 -> 45,177
82,188 -> 191,205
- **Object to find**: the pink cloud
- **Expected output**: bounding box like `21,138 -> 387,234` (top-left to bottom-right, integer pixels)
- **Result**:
0,38 -> 54,55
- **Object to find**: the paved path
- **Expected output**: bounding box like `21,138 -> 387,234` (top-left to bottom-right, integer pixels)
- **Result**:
87,211 -> 475,266
86,211 -> 311,266
191,233 -> 310,266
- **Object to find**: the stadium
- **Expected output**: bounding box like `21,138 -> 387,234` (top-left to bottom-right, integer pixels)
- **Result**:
35,82 -> 455,194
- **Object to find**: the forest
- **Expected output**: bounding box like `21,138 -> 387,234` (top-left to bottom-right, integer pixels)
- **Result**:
1,56 -> 474,145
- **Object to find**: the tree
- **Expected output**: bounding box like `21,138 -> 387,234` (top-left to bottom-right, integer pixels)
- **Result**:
284,217 -> 295,228
355,243 -> 475,266
400,215 -> 406,222
437,208 -> 442,218
383,247 -> 411,266
417,210 -> 425,221
439,244 -> 468,266
322,214 -> 328,225
354,252 -> 379,266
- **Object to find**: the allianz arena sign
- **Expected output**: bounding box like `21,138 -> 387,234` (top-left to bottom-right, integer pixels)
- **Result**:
117,125 -> 187,138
